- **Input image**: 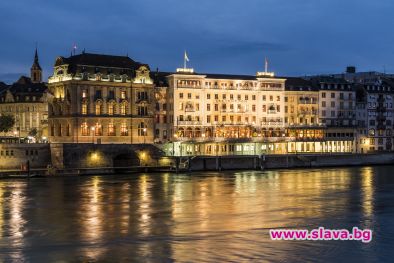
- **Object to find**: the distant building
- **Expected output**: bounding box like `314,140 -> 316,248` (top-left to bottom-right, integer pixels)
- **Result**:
47,52 -> 155,144
0,49 -> 48,139
355,79 -> 394,153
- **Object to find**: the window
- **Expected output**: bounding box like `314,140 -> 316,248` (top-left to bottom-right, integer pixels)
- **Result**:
120,123 -> 128,136
120,103 -> 127,115
137,91 -> 148,101
82,90 -> 87,98
179,93 -> 183,99
121,91 -> 126,99
322,92 -> 326,98
138,122 -> 147,136
108,123 -> 115,136
207,104 -> 211,111
81,122 -> 88,136
207,94 -> 211,99
331,92 -> 335,98
108,90 -> 115,99
82,103 -> 87,115
138,106 -> 148,116
94,124 -> 102,136
95,103 -> 102,115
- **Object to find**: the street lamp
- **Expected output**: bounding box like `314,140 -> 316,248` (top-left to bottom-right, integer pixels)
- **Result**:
143,127 -> 147,144
91,126 -> 95,144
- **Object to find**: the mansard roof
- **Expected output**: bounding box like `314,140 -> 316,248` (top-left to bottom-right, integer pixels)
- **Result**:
53,52 -> 150,78
285,77 -> 318,91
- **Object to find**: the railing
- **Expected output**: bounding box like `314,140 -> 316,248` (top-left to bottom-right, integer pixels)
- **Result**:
177,121 -> 202,125
261,122 -> 284,127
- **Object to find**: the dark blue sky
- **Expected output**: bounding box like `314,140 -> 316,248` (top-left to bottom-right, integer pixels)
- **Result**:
1,0 -> 394,83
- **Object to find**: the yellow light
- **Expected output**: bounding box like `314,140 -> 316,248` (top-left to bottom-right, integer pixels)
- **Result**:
91,152 -> 98,160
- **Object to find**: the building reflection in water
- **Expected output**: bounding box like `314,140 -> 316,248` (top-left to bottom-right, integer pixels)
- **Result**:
78,176 -> 107,260
360,167 -> 374,224
0,166 -> 382,262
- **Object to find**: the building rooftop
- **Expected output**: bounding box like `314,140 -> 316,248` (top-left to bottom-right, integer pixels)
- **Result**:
0,76 -> 47,103
53,52 -> 148,77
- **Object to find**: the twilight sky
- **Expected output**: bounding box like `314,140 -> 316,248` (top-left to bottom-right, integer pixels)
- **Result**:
1,0 -> 394,83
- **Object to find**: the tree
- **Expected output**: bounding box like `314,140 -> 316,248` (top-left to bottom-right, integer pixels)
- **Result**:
0,115 -> 15,133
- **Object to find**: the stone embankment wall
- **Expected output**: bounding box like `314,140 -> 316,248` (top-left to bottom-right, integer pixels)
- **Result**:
50,143 -> 166,169
0,143 -> 51,170
184,153 -> 394,171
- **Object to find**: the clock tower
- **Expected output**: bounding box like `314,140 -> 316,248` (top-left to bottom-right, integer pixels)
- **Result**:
31,48 -> 42,83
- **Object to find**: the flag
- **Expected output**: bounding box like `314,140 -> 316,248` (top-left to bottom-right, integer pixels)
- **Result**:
184,51 -> 189,62
265,57 -> 268,72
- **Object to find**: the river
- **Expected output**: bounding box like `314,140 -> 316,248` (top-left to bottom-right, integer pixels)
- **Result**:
0,166 -> 393,262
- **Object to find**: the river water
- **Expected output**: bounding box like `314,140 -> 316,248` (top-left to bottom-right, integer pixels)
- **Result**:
0,166 -> 393,262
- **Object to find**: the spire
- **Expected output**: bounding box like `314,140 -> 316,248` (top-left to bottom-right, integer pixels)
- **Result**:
31,46 -> 42,83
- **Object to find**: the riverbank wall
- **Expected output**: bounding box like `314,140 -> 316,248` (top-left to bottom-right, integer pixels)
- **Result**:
182,153 -> 394,171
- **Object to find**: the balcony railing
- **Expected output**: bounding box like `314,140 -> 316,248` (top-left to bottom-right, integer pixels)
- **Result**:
177,121 -> 202,125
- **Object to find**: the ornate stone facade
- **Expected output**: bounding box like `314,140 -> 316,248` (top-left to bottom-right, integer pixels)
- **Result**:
47,53 -> 154,144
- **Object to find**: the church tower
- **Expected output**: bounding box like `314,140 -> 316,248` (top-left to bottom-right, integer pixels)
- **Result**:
31,48 -> 42,83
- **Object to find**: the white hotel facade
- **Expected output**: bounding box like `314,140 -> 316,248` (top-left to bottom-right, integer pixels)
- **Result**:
154,68 -> 356,156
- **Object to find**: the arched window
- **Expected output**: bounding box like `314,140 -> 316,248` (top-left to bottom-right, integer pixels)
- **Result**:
138,122 -> 147,136
178,128 -> 185,137
186,127 -> 193,138
108,102 -> 115,115
95,102 -> 102,115
120,102 -> 127,115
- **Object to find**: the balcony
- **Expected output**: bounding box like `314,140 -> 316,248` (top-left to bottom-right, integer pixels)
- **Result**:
177,121 -> 202,125
261,122 -> 284,127
287,123 -> 326,128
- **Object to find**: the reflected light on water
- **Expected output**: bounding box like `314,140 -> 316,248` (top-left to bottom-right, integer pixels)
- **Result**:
79,176 -> 106,260
361,167 -> 374,221
0,166 -> 390,262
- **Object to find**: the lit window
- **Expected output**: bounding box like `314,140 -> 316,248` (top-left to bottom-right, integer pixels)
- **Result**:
82,90 -> 87,98
120,103 -> 126,115
82,103 -> 87,115
121,91 -> 126,99
108,123 -> 115,136
81,122 -> 88,136
95,103 -> 102,115
138,122 -> 147,136
120,123 -> 128,136
95,124 -> 102,136
108,103 -> 114,115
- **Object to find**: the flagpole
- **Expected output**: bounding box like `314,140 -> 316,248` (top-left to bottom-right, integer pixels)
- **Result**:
184,51 -> 186,69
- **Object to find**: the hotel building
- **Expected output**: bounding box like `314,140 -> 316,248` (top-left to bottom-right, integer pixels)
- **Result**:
154,67 -> 356,156
47,52 -> 154,144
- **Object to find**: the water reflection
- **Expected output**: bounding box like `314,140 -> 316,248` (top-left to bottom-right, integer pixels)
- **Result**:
0,166 -> 392,262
